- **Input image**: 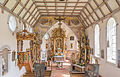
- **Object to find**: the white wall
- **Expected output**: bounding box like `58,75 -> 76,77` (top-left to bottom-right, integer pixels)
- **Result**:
86,11 -> 120,77
0,9 -> 28,77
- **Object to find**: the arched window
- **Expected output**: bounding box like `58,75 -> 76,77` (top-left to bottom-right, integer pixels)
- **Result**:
44,33 -> 49,40
94,24 -> 100,57
107,18 -> 117,64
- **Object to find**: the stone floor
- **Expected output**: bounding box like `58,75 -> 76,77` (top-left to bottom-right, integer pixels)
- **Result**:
51,60 -> 71,77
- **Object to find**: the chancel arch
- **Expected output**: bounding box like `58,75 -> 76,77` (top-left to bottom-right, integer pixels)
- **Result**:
41,22 -> 79,61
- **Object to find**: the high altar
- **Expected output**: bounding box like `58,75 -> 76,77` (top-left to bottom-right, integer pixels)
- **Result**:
51,23 -> 66,63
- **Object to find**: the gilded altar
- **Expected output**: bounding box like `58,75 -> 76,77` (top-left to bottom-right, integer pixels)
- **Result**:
51,27 -> 66,61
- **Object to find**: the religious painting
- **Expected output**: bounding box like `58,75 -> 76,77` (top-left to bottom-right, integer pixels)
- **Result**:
70,36 -> 74,40
71,43 -> 73,49
56,39 -> 63,51
90,48 -> 94,55
101,49 -> 104,59
12,50 -> 16,61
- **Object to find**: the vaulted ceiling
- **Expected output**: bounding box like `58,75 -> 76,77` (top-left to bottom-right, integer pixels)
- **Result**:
0,0 -> 120,29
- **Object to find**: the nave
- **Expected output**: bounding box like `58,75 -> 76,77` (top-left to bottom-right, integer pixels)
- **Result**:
0,0 -> 120,77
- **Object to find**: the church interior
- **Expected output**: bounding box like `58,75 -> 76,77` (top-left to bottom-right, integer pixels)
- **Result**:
0,0 -> 120,77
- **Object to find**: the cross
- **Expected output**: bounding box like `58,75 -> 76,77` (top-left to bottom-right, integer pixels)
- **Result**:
54,16 -> 65,23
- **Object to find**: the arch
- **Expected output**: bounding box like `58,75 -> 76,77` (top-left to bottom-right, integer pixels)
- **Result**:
0,45 -> 11,51
94,24 -> 100,58
107,17 -> 117,64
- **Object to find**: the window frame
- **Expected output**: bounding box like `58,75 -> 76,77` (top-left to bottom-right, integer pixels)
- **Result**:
106,17 -> 117,64
94,24 -> 100,58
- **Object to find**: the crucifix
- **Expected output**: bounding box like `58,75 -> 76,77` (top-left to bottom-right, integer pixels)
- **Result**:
54,16 -> 65,27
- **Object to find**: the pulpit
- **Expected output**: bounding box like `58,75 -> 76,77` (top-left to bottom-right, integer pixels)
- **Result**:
16,25 -> 41,72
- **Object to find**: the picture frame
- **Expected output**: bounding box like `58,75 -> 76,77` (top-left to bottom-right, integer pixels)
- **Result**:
101,49 -> 104,59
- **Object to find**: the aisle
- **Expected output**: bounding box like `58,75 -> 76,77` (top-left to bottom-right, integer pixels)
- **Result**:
51,61 -> 71,77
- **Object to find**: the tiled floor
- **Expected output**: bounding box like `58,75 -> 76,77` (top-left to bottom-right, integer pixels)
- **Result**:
51,61 -> 71,77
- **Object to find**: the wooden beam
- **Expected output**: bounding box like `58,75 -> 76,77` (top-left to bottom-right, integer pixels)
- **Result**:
32,0 -> 42,24
0,3 -> 32,26
71,0 -> 79,15
93,0 -> 105,17
26,7 -> 36,21
34,1 -> 88,4
43,0 -> 49,15
78,16 -> 87,28
3,0 -> 9,6
18,0 -> 29,16
39,12 -> 80,13
55,0 -> 57,15
85,7 -> 95,21
38,9 -> 82,11
79,15 -> 88,27
116,0 -> 120,6
82,10 -> 92,24
85,1 -> 109,19
22,3 -> 34,19
41,14 -> 79,17
36,5 -> 84,8
63,0 -> 68,15
87,7 -> 120,28
29,10 -> 39,23
103,0 -> 112,13
80,13 -> 89,26
88,3 -> 100,20
32,14 -> 41,26
11,0 -> 21,12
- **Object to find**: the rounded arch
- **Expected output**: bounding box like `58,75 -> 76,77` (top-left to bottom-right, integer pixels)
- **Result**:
107,17 -> 117,28
45,22 -> 78,40
107,17 -> 117,64
41,22 -> 80,59
94,24 -> 100,57
0,45 -> 11,51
